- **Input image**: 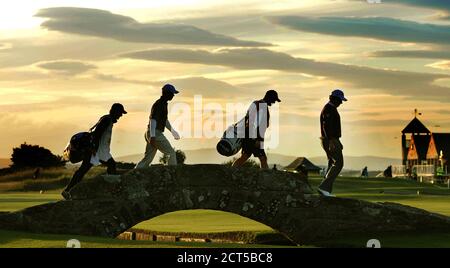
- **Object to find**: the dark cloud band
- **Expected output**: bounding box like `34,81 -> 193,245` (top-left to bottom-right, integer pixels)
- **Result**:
369,50 -> 450,60
120,48 -> 450,101
37,60 -> 97,75
351,0 -> 450,19
35,7 -> 271,47
268,16 -> 450,45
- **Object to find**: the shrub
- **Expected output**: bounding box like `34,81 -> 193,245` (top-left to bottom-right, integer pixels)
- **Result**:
159,149 -> 186,165
11,143 -> 66,169
222,157 -> 260,168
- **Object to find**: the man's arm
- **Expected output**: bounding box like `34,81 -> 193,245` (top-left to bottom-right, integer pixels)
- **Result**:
166,120 -> 180,140
146,119 -> 158,148
322,110 -> 341,151
147,101 -> 161,146
246,102 -> 258,139
92,116 -> 111,153
256,103 -> 268,141
148,119 -> 157,138
165,120 -> 172,132
322,109 -> 337,138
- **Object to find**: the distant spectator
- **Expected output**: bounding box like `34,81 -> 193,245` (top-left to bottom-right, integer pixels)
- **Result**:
383,165 -> 392,178
412,168 -> 418,181
360,166 -> 368,178
273,164 -> 278,171
33,167 -> 41,180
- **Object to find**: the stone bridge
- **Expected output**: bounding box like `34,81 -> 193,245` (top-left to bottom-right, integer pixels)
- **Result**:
0,164 -> 449,245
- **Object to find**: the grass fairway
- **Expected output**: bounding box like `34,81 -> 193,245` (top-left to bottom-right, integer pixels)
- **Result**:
133,210 -> 272,233
0,192 -> 62,212
0,175 -> 449,247
308,176 -> 450,216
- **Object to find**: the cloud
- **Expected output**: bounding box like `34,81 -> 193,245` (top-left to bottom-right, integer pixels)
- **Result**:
369,50 -> 450,60
347,119 -> 411,128
0,37 -> 150,69
426,60 -> 450,70
268,16 -> 450,45
382,0 -> 450,11
357,112 -> 383,117
120,48 -> 450,101
362,0 -> 450,20
95,74 -> 245,98
165,77 -> 241,98
0,70 -> 48,81
35,7 -> 270,47
37,60 -> 97,75
94,73 -> 151,85
0,96 -> 107,113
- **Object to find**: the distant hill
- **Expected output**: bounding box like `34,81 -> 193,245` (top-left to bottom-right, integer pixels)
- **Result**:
309,156 -> 401,171
117,149 -> 400,171
0,158 -> 11,168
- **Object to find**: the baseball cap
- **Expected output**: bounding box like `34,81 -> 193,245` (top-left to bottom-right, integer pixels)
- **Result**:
162,84 -> 179,94
265,89 -> 281,102
111,103 -> 127,114
330,89 -> 347,101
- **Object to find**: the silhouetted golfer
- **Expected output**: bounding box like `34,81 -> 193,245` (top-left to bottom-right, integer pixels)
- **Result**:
135,84 -> 180,168
62,103 -> 127,199
361,166 -> 368,178
33,168 -> 41,180
318,89 -> 347,197
232,90 -> 281,169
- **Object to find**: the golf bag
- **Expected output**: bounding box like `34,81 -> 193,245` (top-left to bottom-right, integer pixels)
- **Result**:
63,132 -> 94,164
216,124 -> 243,157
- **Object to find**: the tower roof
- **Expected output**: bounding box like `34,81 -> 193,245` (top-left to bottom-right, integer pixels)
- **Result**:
285,157 -> 322,171
402,117 -> 430,134
432,133 -> 450,160
411,134 -> 431,161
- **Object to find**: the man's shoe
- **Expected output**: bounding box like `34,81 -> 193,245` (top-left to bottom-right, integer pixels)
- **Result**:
61,190 -> 71,200
317,188 -> 335,197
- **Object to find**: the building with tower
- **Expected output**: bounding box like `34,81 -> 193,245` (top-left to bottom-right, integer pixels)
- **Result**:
400,110 -> 449,182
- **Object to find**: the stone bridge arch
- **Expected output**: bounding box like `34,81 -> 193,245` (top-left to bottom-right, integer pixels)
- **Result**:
0,165 -> 449,245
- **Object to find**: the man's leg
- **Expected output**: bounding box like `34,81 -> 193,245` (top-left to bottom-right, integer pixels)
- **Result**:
321,139 -> 333,176
135,136 -> 158,169
232,153 -> 251,167
319,147 -> 343,193
258,155 -> 269,169
105,157 -> 117,174
319,138 -> 334,193
326,156 -> 333,175
155,132 -> 177,165
256,147 -> 268,169
64,155 -> 93,192
233,139 -> 253,168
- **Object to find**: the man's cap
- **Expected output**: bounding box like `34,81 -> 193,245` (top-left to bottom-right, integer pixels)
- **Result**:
330,89 -> 347,101
111,103 -> 127,114
264,89 -> 281,102
162,84 -> 179,94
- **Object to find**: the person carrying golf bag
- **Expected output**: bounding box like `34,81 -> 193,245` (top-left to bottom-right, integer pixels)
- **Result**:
62,103 -> 127,199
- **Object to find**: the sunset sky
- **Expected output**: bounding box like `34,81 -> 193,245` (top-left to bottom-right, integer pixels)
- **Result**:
1,0 -> 449,160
